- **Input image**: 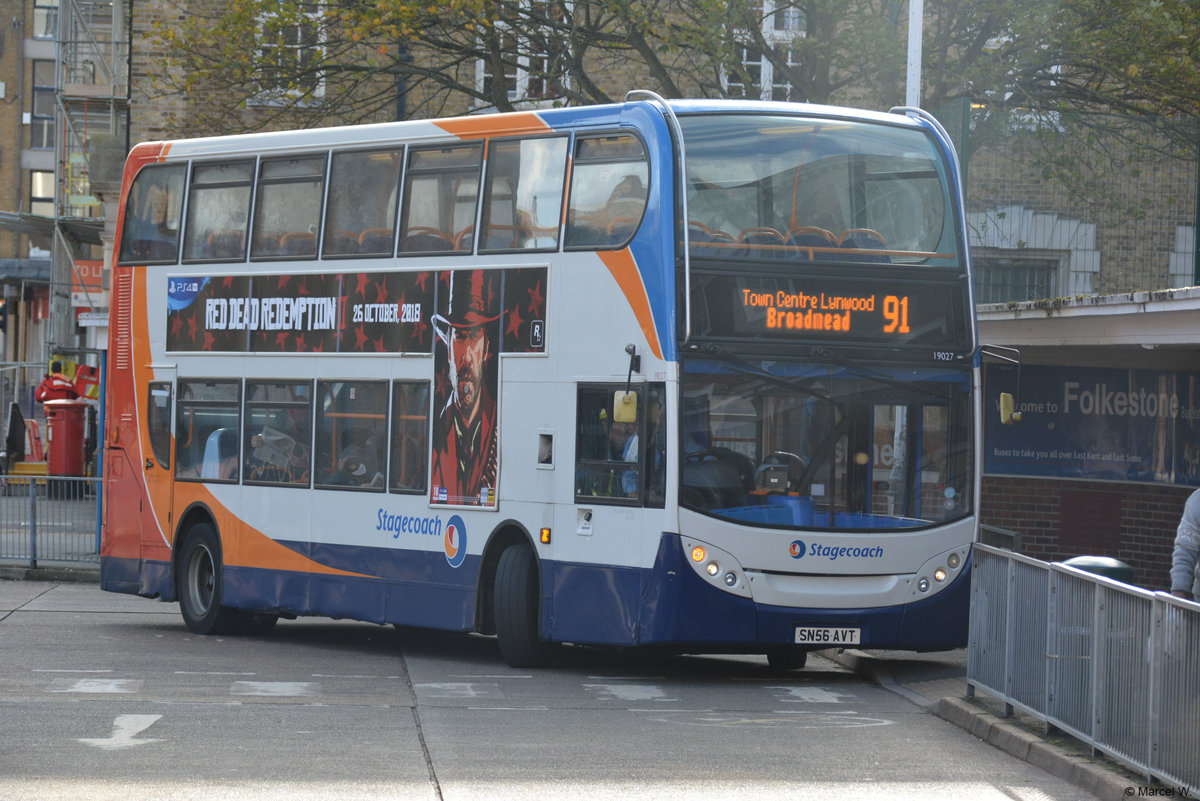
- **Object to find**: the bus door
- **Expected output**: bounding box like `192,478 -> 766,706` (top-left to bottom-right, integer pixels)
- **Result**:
143,370 -> 176,549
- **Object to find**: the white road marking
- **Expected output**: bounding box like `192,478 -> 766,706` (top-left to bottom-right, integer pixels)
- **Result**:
230,681 -> 316,697
52,679 -> 141,694
78,715 -> 163,750
413,682 -> 501,699
584,683 -> 674,702
767,685 -> 858,704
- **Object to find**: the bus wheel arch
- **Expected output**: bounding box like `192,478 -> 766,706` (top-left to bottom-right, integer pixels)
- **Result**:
172,504 -> 276,636
477,523 -> 555,667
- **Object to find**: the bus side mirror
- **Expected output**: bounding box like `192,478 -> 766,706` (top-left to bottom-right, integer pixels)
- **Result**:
1000,392 -> 1022,425
613,390 -> 638,423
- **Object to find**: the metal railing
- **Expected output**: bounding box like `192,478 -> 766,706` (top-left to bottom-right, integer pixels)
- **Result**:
968,543 -> 1199,793
0,475 -> 101,567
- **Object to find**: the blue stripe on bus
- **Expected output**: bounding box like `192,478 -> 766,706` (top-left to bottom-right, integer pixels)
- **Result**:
99,536 -> 969,650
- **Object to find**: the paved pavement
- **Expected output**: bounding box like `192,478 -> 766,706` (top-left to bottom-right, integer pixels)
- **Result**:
0,560 -> 1153,798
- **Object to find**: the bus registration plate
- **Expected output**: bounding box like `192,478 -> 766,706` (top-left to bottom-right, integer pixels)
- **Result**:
794,627 -> 860,645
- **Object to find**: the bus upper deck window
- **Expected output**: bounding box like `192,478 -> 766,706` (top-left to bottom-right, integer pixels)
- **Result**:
565,134 -> 649,250
117,164 -> 186,265
182,160 -> 254,262
400,144 -> 482,255
480,137 -> 568,253
325,148 -> 403,257
251,155 -> 327,260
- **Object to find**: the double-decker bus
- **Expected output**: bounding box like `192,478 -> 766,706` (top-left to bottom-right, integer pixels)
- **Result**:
101,92 -> 978,668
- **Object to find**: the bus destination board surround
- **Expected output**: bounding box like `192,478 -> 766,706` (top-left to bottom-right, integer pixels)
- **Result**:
691,273 -> 970,355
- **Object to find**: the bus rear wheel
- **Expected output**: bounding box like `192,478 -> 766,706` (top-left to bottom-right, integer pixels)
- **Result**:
494,543 -> 555,668
177,522 -> 245,635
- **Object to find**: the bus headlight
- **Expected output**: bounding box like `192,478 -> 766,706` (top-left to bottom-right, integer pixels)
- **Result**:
934,567 -> 947,582
947,552 -> 960,569
680,538 -> 752,599
917,578 -> 930,592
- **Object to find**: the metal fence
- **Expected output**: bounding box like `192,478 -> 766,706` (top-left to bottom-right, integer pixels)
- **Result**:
0,475 -> 101,567
968,544 -> 1199,793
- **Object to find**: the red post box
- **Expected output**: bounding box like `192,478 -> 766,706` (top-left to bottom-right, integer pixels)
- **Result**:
44,399 -> 89,476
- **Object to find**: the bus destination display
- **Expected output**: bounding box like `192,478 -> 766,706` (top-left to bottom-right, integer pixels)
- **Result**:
693,273 -> 970,353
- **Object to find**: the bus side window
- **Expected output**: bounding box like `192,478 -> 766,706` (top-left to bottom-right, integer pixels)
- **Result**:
181,160 -> 254,262
117,163 -> 186,265
574,384 -> 645,504
400,144 -> 482,255
390,381 -> 430,493
244,380 -> 313,487
175,379 -> 241,482
564,134 -> 648,250
480,137 -> 568,252
147,382 -> 172,469
251,155 -> 327,259
324,148 -> 403,257
314,380 -> 387,491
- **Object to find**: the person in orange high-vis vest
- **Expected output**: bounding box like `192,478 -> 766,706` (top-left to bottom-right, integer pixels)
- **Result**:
34,361 -> 79,403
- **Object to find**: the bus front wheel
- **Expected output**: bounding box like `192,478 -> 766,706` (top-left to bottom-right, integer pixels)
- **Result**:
177,522 -> 245,635
494,544 -> 555,668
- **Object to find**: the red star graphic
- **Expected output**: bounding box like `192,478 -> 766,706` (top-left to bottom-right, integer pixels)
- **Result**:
222,276 -> 235,289
374,280 -> 388,304
527,279 -> 544,315
374,336 -> 386,352
505,305 -> 525,339
355,327 -> 369,350
278,275 -> 290,290
415,272 -> 431,291
275,331 -> 290,349
187,316 -> 198,341
203,331 -> 216,350
357,273 -> 369,296
170,314 -> 183,337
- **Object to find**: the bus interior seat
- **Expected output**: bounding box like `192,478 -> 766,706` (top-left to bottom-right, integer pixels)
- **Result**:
454,226 -> 476,251
838,228 -> 890,262
323,230 -> 360,256
739,227 -> 788,259
200,428 -> 237,479
206,230 -> 245,259
358,228 -> 394,254
401,228 -> 453,252
279,231 -> 317,257
785,226 -> 837,259
606,217 -> 639,244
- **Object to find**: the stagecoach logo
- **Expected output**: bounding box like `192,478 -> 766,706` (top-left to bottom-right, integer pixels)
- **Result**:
444,514 -> 467,568
790,539 -> 886,561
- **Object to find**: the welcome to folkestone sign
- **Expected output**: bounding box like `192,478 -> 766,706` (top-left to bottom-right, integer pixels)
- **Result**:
984,364 -> 1200,486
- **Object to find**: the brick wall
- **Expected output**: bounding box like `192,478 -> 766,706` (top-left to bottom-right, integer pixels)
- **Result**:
980,475 -> 1189,590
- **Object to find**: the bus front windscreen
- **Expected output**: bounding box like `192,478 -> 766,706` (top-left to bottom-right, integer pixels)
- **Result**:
681,114 -> 958,266
680,357 -> 973,530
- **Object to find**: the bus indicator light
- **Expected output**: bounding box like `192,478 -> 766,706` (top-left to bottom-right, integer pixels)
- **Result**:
540,527 -> 552,544
691,546 -> 706,562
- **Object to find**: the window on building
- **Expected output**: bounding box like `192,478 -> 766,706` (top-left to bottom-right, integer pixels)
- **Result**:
726,0 -> 803,101
973,252 -> 1061,304
477,1 -> 570,107
255,1 -> 325,102
31,60 -> 55,149
30,171 -> 55,218
33,0 -> 58,39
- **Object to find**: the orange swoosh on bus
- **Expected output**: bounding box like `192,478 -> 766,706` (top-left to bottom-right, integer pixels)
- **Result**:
173,483 -> 372,578
598,249 -> 664,361
434,112 -> 550,140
